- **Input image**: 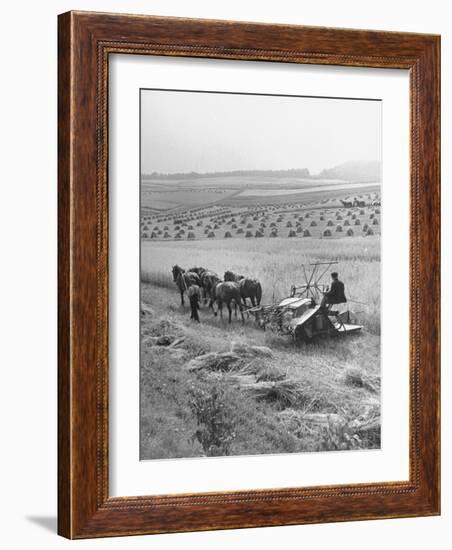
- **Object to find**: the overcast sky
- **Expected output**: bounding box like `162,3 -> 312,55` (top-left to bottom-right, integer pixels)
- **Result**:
141,89 -> 381,175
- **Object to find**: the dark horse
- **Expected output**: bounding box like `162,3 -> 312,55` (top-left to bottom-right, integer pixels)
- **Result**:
213,281 -> 244,324
171,265 -> 200,306
224,270 -> 245,282
224,270 -> 262,307
188,266 -> 207,277
353,197 -> 366,207
201,271 -> 221,310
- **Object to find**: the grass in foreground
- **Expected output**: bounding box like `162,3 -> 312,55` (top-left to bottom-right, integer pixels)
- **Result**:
140,283 -> 380,460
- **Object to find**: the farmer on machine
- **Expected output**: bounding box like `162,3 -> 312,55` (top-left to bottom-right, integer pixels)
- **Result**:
188,284 -> 201,323
320,272 -> 347,308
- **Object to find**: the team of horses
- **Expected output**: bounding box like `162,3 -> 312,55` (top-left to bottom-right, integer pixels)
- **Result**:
171,264 -> 262,323
340,198 -> 381,208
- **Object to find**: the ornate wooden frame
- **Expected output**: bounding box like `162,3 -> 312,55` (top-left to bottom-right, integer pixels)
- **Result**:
58,11 -> 440,539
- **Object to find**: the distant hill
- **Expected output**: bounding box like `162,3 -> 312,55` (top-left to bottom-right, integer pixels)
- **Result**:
142,168 -> 311,180
317,161 -> 381,183
142,161 -> 381,183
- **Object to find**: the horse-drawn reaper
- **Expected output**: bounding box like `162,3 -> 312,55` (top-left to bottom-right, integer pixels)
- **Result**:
247,261 -> 363,343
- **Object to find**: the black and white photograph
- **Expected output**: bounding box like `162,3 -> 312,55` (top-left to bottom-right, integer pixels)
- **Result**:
140,88 -> 382,460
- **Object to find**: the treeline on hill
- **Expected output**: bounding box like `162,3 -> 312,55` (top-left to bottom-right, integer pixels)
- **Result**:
141,160 -> 381,183
318,160 -> 381,183
142,168 -> 311,180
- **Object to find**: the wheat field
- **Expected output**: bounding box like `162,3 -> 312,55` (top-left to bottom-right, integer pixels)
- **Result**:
141,235 -> 381,333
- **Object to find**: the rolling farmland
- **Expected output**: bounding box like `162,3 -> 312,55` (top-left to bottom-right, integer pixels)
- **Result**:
140,174 -> 382,460
141,176 -> 381,240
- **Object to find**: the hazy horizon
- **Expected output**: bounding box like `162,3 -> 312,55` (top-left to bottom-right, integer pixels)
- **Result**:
141,89 -> 381,176
141,160 -> 380,178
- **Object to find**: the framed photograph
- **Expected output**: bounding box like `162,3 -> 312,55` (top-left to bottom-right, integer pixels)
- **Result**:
58,11 -> 440,538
